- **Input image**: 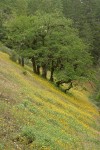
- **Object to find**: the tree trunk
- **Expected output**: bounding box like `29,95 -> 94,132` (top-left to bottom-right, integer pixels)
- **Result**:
36,65 -> 40,75
18,57 -> 21,65
56,79 -> 72,87
31,56 -> 37,73
21,57 -> 24,67
50,61 -> 54,82
42,64 -> 47,78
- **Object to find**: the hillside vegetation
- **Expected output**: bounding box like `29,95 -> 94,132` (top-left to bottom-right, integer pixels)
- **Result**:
0,51 -> 100,150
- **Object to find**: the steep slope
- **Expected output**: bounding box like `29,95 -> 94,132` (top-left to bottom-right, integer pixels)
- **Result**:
0,51 -> 100,150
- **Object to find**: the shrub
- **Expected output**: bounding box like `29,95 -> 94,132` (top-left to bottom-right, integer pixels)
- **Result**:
0,143 -> 4,150
22,71 -> 27,75
21,126 -> 36,144
9,51 -> 18,62
0,42 -> 12,55
95,92 -> 100,107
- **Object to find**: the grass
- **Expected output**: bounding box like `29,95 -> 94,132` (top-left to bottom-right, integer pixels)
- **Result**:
0,51 -> 100,150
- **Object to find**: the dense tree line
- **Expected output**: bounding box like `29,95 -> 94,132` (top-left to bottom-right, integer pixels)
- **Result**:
62,0 -> 100,64
0,0 -> 99,91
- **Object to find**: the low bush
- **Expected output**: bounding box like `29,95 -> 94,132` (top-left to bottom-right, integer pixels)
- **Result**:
22,71 -> 27,75
0,42 -> 12,55
0,143 -> 4,150
9,51 -> 18,62
21,126 -> 36,144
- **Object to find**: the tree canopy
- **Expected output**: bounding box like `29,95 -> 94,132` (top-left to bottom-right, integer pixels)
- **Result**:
0,0 -> 99,91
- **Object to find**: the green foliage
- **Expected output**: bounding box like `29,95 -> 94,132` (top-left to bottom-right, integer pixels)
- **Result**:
9,51 -> 18,62
4,11 -> 93,86
62,0 -> 100,64
96,93 -> 100,102
21,126 -> 36,143
55,37 -> 92,83
27,0 -> 63,14
1,0 -> 100,64
94,68 -> 100,107
1,0 -> 99,90
22,70 -> 27,75
0,42 -> 12,55
0,143 -> 4,150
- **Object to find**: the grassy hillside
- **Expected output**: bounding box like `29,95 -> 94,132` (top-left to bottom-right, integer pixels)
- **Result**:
0,51 -> 100,150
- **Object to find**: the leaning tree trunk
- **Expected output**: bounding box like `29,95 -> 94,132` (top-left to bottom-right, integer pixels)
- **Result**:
65,82 -> 73,93
50,61 -> 54,82
31,56 -> 37,73
21,57 -> 24,67
42,64 -> 47,79
56,79 -> 72,87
